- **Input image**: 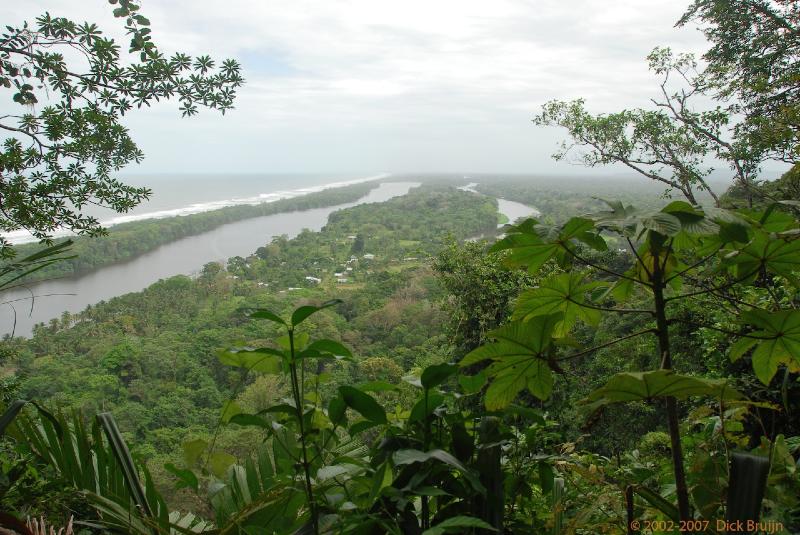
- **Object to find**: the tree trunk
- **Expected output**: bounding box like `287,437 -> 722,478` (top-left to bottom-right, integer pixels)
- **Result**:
651,256 -> 692,524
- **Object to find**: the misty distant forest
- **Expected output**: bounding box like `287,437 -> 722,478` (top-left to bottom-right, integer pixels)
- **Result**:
0,1 -> 799,535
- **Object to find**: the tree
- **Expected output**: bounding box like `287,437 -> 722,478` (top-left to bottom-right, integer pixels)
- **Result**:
534,49 -> 755,207
536,1 -> 800,208
679,0 -> 800,165
433,240 -> 538,353
0,0 -> 243,257
350,232 -> 365,255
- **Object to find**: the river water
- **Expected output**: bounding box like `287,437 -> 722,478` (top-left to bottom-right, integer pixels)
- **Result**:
2,182 -> 539,337
458,182 -> 540,225
1,182 -> 417,337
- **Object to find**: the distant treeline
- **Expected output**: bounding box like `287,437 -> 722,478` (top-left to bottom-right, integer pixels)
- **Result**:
11,182 -> 377,282
474,176 -> 724,221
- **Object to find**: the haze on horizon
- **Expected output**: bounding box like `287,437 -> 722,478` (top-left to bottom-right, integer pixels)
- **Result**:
1,1 -> 789,180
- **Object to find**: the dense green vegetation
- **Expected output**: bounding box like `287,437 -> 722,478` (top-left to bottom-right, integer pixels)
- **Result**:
2,178 -> 799,533
1,0 -> 799,534
0,185 -> 500,516
11,182 -> 377,283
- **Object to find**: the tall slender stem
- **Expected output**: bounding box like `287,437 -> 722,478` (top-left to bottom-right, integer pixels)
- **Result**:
651,252 -> 692,524
289,329 -> 319,535
421,388 -> 430,530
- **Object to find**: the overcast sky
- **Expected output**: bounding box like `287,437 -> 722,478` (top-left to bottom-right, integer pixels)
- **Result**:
4,1 -> 771,177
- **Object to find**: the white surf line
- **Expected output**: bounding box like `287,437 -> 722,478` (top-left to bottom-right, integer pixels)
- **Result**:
4,173 -> 391,245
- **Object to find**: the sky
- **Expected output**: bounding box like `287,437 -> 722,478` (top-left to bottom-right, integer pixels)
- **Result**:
3,1 -> 785,178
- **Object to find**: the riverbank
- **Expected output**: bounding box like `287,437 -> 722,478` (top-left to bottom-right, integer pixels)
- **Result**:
10,181 -> 381,284
1,182 -> 418,337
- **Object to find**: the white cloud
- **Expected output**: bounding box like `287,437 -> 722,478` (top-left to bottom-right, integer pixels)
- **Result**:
3,0 -> 729,174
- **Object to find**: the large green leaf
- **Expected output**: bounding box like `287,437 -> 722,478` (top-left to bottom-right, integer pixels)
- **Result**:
409,392 -> 445,423
458,371 -> 487,394
164,463 -> 199,492
393,449 -> 484,492
581,370 -> 743,414
208,451 -> 237,478
727,230 -> 800,284
461,315 -> 560,367
461,316 -> 560,407
492,216 -> 609,273
589,199 -> 641,237
513,272 -> 604,335
420,362 -> 458,390
591,200 -> 719,240
562,217 -> 608,251
484,357 -> 553,409
490,222 -> 559,274
328,395 -> 347,426
216,347 -> 283,373
422,516 -> 497,535
736,310 -> 800,384
183,439 -> 208,467
247,308 -> 287,326
339,386 -> 387,424
638,211 -> 683,237
300,338 -> 352,359
537,216 -> 599,245
0,400 -> 61,437
290,299 -> 342,327
661,201 -> 719,235
96,412 -> 153,518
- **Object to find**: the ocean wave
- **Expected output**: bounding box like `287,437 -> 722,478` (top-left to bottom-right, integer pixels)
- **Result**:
4,173 -> 390,245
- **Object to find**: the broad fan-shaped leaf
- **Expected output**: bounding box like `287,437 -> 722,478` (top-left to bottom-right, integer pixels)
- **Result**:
638,211 -> 683,237
727,230 -> 800,285
460,315 -> 561,407
737,310 -> 800,384
461,315 -> 560,367
491,217 -> 606,273
484,356 -> 553,409
458,371 -> 487,394
513,273 -> 604,336
591,200 -> 718,240
490,224 -> 559,273
581,370 -> 743,415
661,201 -> 719,235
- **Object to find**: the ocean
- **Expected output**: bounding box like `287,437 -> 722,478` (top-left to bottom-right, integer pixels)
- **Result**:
4,173 -> 388,245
